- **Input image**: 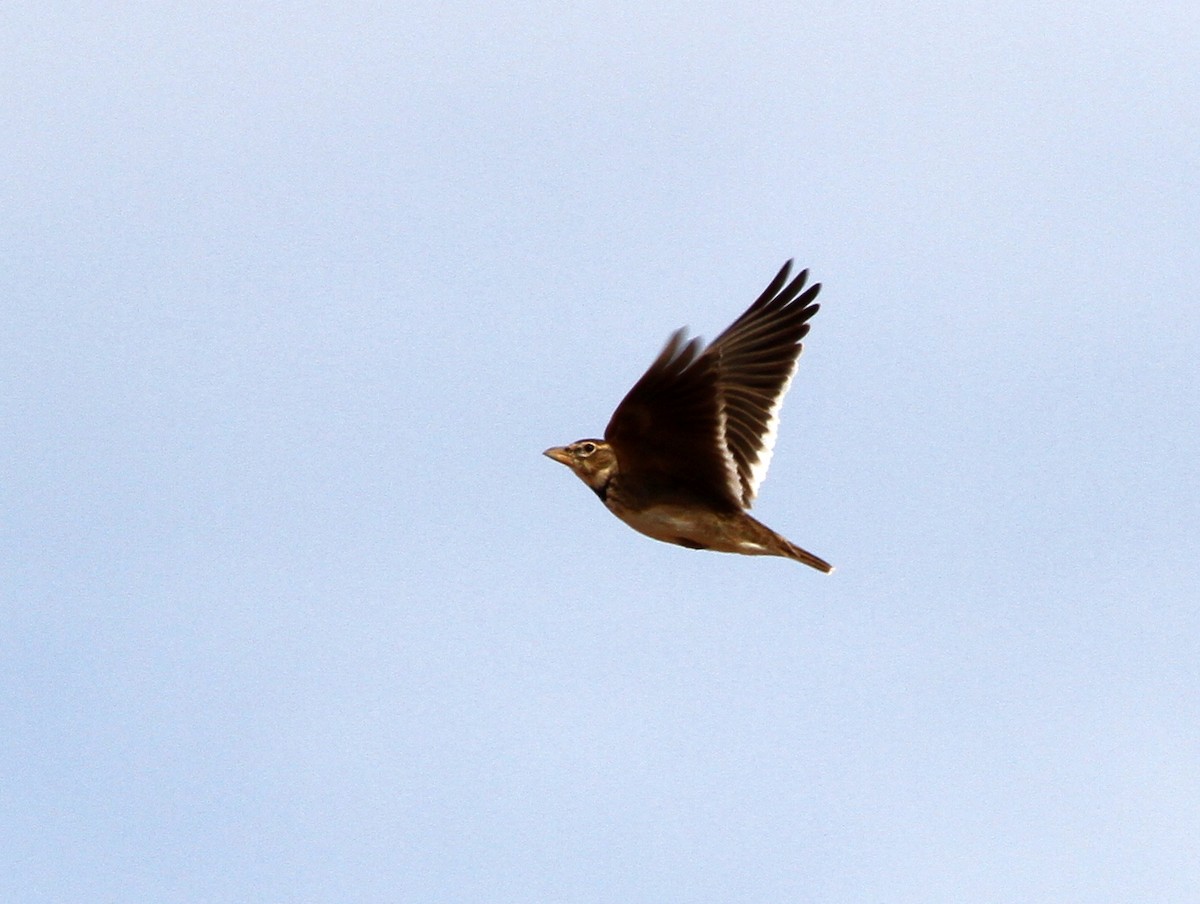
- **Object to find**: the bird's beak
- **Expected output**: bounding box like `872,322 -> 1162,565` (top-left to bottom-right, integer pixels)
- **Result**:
543,446 -> 572,466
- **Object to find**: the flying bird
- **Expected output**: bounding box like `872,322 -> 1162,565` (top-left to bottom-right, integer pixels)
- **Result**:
544,260 -> 832,572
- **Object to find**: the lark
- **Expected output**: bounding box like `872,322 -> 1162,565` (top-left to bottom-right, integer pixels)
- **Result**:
545,260 -> 832,572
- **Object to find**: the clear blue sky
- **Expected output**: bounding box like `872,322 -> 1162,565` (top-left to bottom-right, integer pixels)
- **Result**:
4,4 -> 1198,902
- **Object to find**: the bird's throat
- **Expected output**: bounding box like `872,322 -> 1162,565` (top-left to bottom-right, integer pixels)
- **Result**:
590,475 -> 611,502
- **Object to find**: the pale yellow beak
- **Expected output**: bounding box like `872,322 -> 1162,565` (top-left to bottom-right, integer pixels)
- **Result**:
543,446 -> 573,466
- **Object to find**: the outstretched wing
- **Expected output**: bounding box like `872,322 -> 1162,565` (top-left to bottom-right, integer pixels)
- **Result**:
603,260 -> 820,510
603,328 -> 741,510
703,260 -> 820,505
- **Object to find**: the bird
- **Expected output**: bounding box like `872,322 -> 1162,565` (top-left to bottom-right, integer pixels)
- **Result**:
544,259 -> 833,572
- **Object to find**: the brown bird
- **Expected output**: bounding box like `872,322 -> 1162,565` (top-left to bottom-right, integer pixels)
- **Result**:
544,260 -> 833,572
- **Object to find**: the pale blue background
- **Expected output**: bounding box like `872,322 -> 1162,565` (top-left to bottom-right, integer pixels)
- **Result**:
4,4 -> 1198,902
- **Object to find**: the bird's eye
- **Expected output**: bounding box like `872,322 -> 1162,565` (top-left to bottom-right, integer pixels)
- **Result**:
578,442 -> 597,456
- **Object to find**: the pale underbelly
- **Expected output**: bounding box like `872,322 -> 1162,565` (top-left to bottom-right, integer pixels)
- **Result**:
612,504 -> 772,555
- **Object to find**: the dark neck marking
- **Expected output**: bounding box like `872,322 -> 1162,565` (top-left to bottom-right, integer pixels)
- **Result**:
590,475 -> 610,502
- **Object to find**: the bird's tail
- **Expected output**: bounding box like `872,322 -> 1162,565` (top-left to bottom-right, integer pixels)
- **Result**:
779,536 -> 834,573
744,513 -> 834,573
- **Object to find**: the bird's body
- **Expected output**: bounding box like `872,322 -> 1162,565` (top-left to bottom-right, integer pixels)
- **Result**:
544,260 -> 832,573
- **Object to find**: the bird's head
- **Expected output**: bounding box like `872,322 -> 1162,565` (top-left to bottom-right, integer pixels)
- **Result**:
543,439 -> 618,493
